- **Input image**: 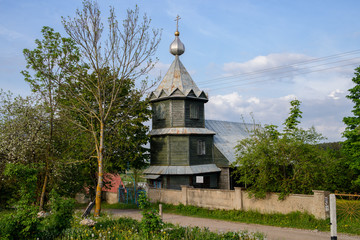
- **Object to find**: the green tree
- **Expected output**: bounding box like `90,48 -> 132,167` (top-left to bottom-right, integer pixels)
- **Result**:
0,90 -> 95,207
21,26 -> 81,210
59,70 -> 151,199
343,66 -> 360,187
0,91 -> 48,206
233,100 -> 331,199
61,1 -> 160,216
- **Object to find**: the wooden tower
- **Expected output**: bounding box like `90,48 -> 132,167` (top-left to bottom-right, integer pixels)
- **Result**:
144,18 -> 221,189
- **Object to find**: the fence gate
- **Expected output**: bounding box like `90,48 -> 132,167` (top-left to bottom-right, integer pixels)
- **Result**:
333,192 -> 360,236
118,187 -> 145,205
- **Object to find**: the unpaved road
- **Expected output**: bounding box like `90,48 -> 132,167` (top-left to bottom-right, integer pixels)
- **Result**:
105,209 -> 360,240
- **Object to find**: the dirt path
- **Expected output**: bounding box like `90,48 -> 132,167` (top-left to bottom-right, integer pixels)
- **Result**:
105,209 -> 360,240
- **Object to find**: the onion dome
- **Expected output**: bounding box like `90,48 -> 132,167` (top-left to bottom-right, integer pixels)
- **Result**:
149,16 -> 208,102
170,31 -> 185,56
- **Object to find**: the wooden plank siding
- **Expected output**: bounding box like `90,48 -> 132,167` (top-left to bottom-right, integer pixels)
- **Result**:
171,100 -> 185,127
152,99 -> 206,129
213,146 -> 230,168
184,100 -> 205,128
150,136 -> 168,165
189,135 -> 214,165
169,136 -> 189,165
152,100 -> 171,129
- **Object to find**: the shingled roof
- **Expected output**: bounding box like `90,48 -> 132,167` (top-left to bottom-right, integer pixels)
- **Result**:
150,56 -> 207,100
205,120 -> 256,164
149,28 -> 207,101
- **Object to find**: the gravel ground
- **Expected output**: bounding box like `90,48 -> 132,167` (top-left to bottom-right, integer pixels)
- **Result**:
105,209 -> 360,240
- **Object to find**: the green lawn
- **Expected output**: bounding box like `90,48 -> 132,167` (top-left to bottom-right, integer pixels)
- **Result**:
99,201 -> 360,235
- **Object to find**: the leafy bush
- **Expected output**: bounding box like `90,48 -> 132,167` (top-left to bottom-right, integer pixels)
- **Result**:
0,163 -> 41,239
0,163 -> 76,240
137,191 -> 164,237
60,215 -> 264,240
0,205 -> 40,240
233,100 -> 337,199
38,190 -> 76,239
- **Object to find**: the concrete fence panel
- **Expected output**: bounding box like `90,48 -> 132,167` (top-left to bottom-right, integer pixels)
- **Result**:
187,188 -> 235,210
147,186 -> 330,219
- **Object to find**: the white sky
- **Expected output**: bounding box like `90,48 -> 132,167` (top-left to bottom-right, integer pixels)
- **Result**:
1,0 -> 360,142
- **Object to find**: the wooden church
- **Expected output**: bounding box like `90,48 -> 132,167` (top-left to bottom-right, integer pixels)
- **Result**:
143,21 -> 253,190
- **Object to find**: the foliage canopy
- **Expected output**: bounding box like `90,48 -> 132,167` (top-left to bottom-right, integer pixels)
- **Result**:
233,100 -> 342,199
343,66 -> 360,187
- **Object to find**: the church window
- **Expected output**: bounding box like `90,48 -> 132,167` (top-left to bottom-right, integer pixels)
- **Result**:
190,103 -> 199,119
197,140 -> 206,155
156,103 -> 165,120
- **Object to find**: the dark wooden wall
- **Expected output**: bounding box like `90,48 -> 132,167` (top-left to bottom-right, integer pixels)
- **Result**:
152,99 -> 206,129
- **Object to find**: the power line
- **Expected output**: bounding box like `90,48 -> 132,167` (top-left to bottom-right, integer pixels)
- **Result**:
197,49 -> 360,85
201,56 -> 360,88
207,61 -> 359,92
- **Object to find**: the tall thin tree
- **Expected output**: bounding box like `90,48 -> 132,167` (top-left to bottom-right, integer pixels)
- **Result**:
22,26 -> 81,210
62,0 -> 161,216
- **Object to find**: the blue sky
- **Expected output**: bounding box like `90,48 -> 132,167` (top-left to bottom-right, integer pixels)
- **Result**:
1,0 -> 360,142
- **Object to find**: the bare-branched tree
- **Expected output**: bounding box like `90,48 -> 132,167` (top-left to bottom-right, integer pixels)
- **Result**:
62,0 -> 161,216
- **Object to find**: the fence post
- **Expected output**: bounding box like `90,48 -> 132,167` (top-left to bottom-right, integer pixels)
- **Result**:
234,187 -> 243,210
159,203 -> 163,220
181,185 -> 188,205
330,194 -> 337,240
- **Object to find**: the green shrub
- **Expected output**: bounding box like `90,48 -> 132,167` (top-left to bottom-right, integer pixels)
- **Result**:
60,216 -> 264,240
0,163 -> 40,239
137,191 -> 164,237
38,190 -> 76,239
0,190 -> 75,240
0,205 -> 40,240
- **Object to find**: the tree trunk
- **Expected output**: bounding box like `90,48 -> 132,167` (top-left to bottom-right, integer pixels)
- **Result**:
94,121 -> 104,217
39,87 -> 54,211
39,172 -> 48,210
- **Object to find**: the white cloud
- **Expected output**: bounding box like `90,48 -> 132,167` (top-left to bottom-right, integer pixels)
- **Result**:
0,25 -> 25,40
222,53 -> 311,76
206,91 -> 353,142
328,89 -> 344,100
247,97 -> 260,104
205,52 -> 357,105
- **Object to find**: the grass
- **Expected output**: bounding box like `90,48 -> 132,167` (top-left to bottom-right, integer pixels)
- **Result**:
76,200 -> 360,235
160,203 -> 330,231
151,202 -> 360,235
101,202 -> 139,210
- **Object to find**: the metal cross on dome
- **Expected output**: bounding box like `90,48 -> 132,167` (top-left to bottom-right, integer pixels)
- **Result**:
175,15 -> 181,31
